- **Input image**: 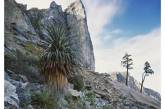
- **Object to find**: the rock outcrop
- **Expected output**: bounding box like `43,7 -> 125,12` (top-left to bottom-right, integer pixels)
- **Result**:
65,0 -> 95,70
5,80 -> 19,109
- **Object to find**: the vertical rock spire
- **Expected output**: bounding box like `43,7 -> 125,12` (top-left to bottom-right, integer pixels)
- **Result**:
65,0 -> 95,71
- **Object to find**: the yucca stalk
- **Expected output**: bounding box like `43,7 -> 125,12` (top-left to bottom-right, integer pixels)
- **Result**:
40,20 -> 80,94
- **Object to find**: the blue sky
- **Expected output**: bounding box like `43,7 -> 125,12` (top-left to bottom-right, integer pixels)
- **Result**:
16,0 -> 161,93
104,0 -> 160,37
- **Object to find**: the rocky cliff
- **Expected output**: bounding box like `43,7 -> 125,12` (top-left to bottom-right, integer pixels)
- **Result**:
65,1 -> 95,70
4,0 -> 160,109
5,0 -> 95,73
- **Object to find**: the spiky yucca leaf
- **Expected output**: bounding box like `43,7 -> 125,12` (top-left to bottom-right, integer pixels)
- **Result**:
40,20 -> 80,93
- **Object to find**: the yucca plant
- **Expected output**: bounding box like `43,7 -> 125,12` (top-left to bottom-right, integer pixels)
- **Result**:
40,20 -> 81,95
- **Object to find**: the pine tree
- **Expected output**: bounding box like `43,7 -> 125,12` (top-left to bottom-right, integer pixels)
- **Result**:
121,53 -> 133,86
140,61 -> 154,93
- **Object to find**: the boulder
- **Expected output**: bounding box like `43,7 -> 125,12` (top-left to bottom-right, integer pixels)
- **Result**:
5,80 -> 19,109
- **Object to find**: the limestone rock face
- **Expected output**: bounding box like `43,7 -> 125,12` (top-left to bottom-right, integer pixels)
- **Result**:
5,80 -> 19,109
5,0 -> 38,42
26,1 -> 66,41
65,1 -> 95,71
5,70 -> 45,109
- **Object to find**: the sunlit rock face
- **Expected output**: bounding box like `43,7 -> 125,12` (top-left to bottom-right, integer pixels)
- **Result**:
65,0 -> 95,71
5,0 -> 38,42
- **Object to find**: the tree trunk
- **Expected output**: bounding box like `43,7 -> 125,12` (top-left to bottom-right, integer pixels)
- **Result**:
140,75 -> 146,93
126,67 -> 128,86
140,81 -> 144,93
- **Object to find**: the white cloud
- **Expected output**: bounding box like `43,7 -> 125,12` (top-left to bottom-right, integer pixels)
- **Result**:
16,0 -> 53,9
53,0 -> 76,9
110,29 -> 123,34
82,0 -> 122,48
84,0 -> 121,36
15,0 -> 76,9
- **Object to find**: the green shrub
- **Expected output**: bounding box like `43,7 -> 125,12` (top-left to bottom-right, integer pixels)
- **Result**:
23,42 -> 44,56
84,91 -> 96,106
5,53 -> 17,70
31,91 -> 57,109
149,106 -> 156,109
5,49 -> 42,82
64,90 -> 97,109
64,93 -> 85,109
69,75 -> 84,91
5,49 -> 39,71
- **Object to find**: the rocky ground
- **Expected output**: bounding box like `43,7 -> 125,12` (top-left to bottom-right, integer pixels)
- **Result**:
4,69 -> 161,109
4,0 -> 161,109
83,71 -> 161,109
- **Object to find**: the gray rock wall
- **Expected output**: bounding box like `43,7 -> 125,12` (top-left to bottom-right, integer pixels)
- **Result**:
65,0 -> 95,71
